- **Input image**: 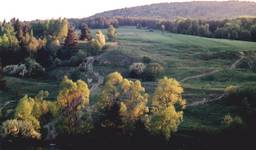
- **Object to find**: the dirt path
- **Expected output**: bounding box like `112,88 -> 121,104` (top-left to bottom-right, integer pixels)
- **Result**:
185,54 -> 245,107
181,55 -> 245,83
90,72 -> 104,95
181,69 -> 221,82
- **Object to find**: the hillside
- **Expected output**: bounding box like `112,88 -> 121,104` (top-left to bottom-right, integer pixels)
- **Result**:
91,1 -> 256,20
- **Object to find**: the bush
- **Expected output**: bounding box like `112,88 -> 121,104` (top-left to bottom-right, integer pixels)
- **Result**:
1,119 -> 41,139
223,115 -> 243,128
224,85 -> 238,94
3,58 -> 45,77
69,50 -> 87,66
129,63 -> 146,78
225,85 -> 256,107
142,56 -> 152,64
143,63 -> 165,81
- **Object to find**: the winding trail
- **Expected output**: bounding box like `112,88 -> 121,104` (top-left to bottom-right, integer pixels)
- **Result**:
184,54 -> 245,107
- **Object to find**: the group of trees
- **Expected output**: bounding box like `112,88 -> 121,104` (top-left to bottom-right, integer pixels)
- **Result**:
160,17 -> 256,41
0,18 -> 118,78
72,16 -> 256,41
1,72 -> 186,141
0,18 -> 70,67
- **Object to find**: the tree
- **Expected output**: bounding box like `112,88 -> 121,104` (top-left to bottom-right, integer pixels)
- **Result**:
57,76 -> 90,133
107,25 -> 117,42
0,23 -> 19,48
56,18 -> 69,41
23,31 -> 41,57
145,77 -> 186,139
96,72 -> 149,129
80,24 -> 92,41
64,28 -> 78,48
89,30 -> 106,55
46,18 -> 69,41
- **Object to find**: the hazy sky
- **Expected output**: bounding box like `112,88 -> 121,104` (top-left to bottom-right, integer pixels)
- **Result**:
0,0 -> 256,21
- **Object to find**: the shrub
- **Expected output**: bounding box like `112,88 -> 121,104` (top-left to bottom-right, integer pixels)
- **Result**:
69,50 -> 87,66
3,58 -> 45,77
225,85 -> 256,107
142,56 -> 152,64
224,85 -> 238,94
129,63 -> 146,78
223,115 -> 243,128
143,63 -> 165,81
2,119 -> 41,139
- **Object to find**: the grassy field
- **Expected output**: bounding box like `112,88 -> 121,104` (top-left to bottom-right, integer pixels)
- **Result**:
1,26 -> 256,133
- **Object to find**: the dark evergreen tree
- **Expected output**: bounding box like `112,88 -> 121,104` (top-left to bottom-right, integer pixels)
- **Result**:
64,28 -> 78,48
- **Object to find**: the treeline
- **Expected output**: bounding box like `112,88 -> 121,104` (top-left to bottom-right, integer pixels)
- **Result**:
71,16 -> 256,41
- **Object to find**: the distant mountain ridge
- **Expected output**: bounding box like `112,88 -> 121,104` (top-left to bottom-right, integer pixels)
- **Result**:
90,1 -> 256,20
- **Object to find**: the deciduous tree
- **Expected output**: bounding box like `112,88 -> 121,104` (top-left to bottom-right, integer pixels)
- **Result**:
107,25 -> 117,42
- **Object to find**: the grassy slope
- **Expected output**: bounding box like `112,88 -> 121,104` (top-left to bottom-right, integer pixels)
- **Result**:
1,26 -> 256,132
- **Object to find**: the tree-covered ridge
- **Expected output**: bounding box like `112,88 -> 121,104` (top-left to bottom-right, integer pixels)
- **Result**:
91,1 -> 256,20
73,16 -> 256,42
1,72 -> 186,141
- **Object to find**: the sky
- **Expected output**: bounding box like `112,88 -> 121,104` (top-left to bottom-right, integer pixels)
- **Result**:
0,0 -> 256,21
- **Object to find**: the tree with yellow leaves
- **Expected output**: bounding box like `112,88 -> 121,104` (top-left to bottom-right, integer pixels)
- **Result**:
2,90 -> 57,139
89,30 -> 106,55
96,72 -> 149,130
145,77 -> 186,139
57,76 -> 90,133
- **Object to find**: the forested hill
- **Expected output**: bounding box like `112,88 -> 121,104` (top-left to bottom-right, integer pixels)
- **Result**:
90,1 -> 256,20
